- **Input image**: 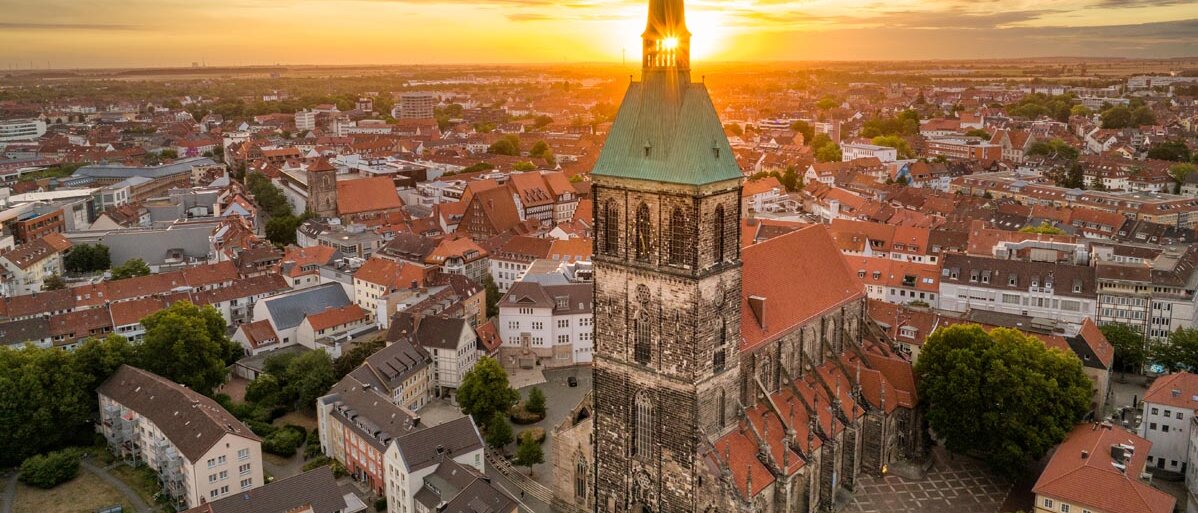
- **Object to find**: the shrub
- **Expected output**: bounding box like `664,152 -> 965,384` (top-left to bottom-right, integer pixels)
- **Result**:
263,428 -> 304,457
518,428 -> 546,445
509,402 -> 544,425
247,420 -> 278,437
526,387 -> 546,416
19,449 -> 82,489
283,424 -> 307,441
374,497 -> 387,512
304,430 -> 323,459
302,456 -> 334,472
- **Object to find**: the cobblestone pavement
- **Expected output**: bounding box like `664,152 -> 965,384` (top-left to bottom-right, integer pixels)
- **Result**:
843,450 -> 1011,513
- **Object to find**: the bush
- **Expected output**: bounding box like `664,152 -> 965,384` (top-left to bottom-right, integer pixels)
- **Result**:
304,430 -> 323,459
19,449 -> 82,489
283,424 -> 307,441
509,404 -> 543,425
247,420 -> 278,437
518,428 -> 545,445
263,428 -> 304,457
374,497 -> 387,512
303,456 -> 334,472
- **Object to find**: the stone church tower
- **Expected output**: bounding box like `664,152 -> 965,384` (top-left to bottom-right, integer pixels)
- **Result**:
307,157 -> 338,218
591,0 -> 744,510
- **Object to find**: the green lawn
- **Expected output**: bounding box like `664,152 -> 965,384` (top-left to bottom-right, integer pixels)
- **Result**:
13,471 -> 131,513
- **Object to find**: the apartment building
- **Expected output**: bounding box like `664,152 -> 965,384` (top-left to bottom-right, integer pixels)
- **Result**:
1095,245 -> 1198,343
386,313 -> 479,399
383,418 -> 514,513
345,339 -> 433,411
98,365 -> 264,510
1140,372 -> 1198,474
940,253 -> 1097,327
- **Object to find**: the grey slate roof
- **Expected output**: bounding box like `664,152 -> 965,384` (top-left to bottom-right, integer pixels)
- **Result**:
591,75 -> 741,186
386,313 -> 472,351
74,157 -> 216,180
262,282 -> 352,331
501,281 -> 593,315
349,339 -> 432,393
97,365 -> 259,461
440,478 -> 518,513
0,317 -> 50,347
181,466 -> 346,513
394,416 -> 483,473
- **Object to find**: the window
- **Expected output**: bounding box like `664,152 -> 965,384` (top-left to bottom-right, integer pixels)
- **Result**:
717,388 -> 727,429
1150,423 -> 1157,430
574,457 -> 587,499
635,310 -> 651,365
634,392 -> 654,458
238,448 -> 249,460
602,200 -> 619,256
635,203 -> 652,261
209,473 -> 219,483
713,204 -> 725,263
217,455 -> 226,465
1163,425 -> 1170,433
1152,408 -> 1160,415
220,485 -> 228,494
241,478 -> 252,490
239,463 -> 251,475
714,317 -> 727,372
669,208 -> 687,266
219,470 -> 228,480
210,489 -> 220,499
532,322 -> 543,330
1043,499 -> 1054,508
1061,505 -> 1070,513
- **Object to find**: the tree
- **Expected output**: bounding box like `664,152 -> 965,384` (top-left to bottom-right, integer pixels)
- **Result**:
110,258 -> 151,280
871,135 -> 914,159
457,356 -> 519,428
1131,106 -> 1155,126
513,161 -> 537,172
488,136 -> 520,156
19,449 -> 81,489
789,120 -> 814,145
266,215 -> 303,246
334,338 -> 385,379
1026,138 -> 1080,161
485,411 -> 514,450
1019,222 -> 1065,235
458,162 -> 495,175
1100,323 -> 1145,376
281,350 -> 336,411
1069,105 -> 1092,117
1170,164 -> 1197,193
526,387 -> 547,416
533,115 -> 554,129
245,374 -> 283,406
482,274 -> 501,318
0,346 -> 93,466
965,128 -> 991,140
514,435 -> 544,474
72,335 -> 138,402
815,98 -> 839,110
1148,140 -> 1192,162
529,140 -> 550,158
815,143 -> 842,163
64,244 -> 111,273
915,325 -> 1091,477
160,148 -> 179,160
1101,106 -> 1132,129
42,274 -> 66,291
138,301 -> 239,396
780,166 -> 801,193
1150,328 -> 1198,373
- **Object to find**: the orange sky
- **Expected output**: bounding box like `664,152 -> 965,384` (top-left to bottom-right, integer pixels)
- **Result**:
0,0 -> 1195,69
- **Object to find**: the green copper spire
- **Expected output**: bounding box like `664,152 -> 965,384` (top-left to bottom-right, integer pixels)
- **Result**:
591,0 -> 741,186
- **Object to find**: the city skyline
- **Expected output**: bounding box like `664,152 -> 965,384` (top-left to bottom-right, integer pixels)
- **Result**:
1,0 -> 1196,69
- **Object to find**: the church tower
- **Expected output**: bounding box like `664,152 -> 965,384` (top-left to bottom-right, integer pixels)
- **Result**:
591,0 -> 743,511
306,157 -> 338,219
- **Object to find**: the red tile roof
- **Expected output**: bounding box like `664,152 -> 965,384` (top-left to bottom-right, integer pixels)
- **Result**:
336,177 -> 404,215
1033,423 -> 1173,513
1143,372 -> 1198,412
740,225 -> 865,351
306,304 -> 368,332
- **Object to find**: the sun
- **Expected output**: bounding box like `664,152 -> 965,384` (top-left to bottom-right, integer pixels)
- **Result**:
684,9 -> 727,61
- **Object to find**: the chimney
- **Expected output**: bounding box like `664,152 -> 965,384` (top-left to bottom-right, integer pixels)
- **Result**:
748,296 -> 767,329
1081,450 -> 1089,459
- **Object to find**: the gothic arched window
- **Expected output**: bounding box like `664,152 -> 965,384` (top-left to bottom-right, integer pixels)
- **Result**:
634,310 -> 651,365
635,203 -> 652,261
574,455 -> 587,499
717,388 -> 727,429
713,204 -> 725,264
634,391 -> 654,458
713,317 -> 726,372
603,200 -> 619,256
669,207 -> 688,266
758,354 -> 774,392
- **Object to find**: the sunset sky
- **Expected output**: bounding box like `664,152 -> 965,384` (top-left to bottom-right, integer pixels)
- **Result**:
0,0 -> 1195,69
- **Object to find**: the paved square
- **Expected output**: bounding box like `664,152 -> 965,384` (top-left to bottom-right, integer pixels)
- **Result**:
843,450 -> 1012,513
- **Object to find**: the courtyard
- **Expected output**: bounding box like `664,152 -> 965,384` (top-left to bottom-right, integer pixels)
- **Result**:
843,448 -> 1016,513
